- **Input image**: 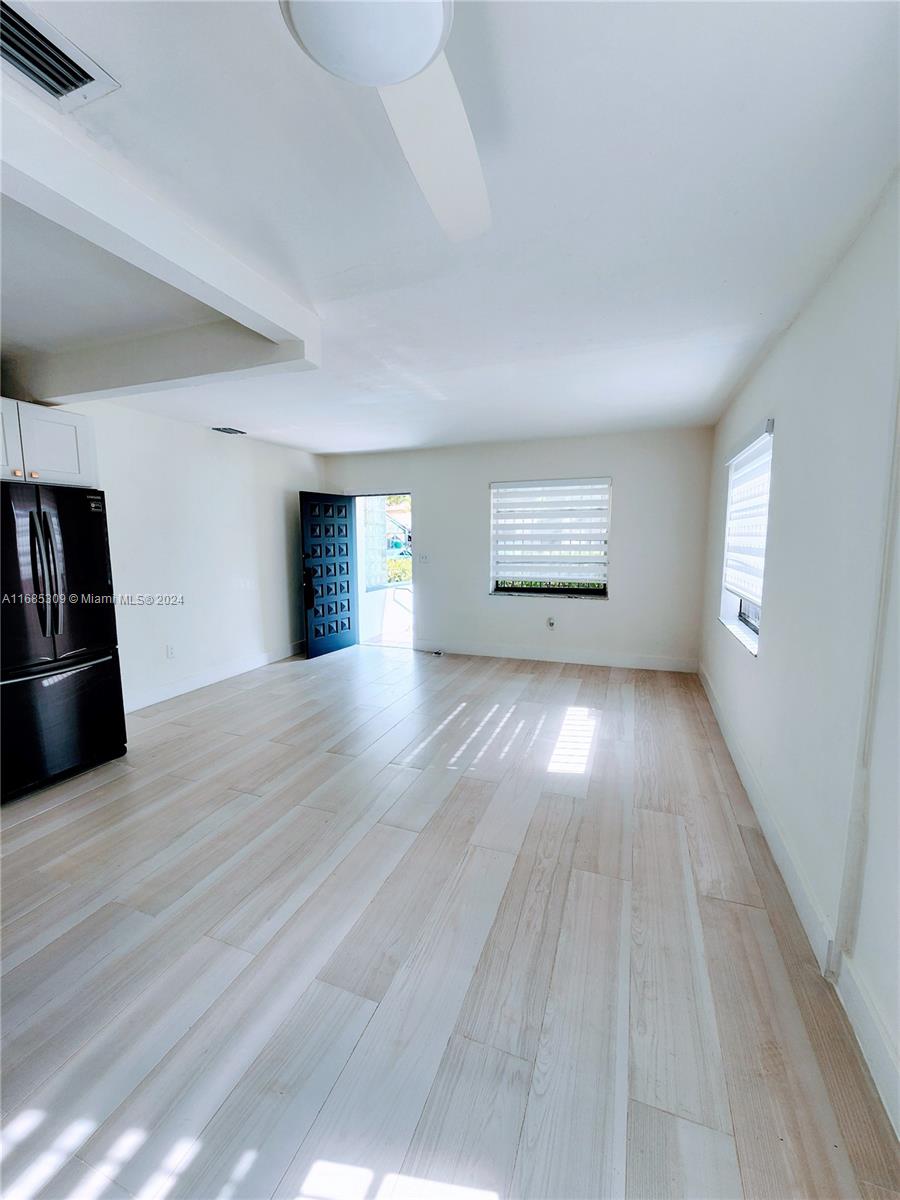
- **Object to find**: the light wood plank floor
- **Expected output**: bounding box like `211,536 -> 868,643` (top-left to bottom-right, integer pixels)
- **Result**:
2,647 -> 896,1200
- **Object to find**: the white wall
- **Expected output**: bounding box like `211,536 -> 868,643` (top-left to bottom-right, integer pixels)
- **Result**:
323,427 -> 712,670
841,487 -> 900,1130
68,401 -> 321,711
699,180 -> 899,1123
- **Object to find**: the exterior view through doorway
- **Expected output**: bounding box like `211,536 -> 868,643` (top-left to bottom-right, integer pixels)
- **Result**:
356,494 -> 413,648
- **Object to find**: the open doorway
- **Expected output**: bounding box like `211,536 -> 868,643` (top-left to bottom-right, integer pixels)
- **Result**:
355,494 -> 413,647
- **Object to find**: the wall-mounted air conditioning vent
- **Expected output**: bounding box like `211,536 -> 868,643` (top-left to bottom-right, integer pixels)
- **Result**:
0,0 -> 118,111
211,427 -> 247,436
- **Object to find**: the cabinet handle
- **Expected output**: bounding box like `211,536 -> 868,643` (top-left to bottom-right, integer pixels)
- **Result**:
13,468 -> 23,477
29,471 -> 39,479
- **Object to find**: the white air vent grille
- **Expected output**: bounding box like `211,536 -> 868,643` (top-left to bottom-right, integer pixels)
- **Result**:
0,1 -> 118,110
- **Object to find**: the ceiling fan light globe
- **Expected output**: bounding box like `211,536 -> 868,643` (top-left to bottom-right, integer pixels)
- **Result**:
280,0 -> 453,88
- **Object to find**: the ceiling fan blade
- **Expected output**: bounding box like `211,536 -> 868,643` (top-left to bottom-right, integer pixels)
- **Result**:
378,53 -> 491,242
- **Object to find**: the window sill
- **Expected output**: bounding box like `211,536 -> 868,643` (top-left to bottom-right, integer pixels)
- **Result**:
490,590 -> 608,600
719,616 -> 759,656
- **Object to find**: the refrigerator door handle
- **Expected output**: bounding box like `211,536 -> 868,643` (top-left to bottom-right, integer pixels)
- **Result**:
28,510 -> 50,639
0,654 -> 113,684
42,511 -> 63,636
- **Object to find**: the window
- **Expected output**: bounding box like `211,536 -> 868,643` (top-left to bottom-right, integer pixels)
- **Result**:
490,477 -> 611,597
720,423 -> 773,652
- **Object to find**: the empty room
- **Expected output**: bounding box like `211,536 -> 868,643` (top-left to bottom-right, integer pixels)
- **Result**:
0,2 -> 897,1198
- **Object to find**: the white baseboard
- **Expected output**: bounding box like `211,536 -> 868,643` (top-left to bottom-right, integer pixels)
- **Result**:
698,666 -> 833,972
124,640 -> 304,713
700,664 -> 900,1136
836,954 -> 900,1136
413,639 -> 698,673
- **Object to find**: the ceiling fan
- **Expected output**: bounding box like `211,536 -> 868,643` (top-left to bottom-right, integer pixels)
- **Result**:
279,0 -> 491,242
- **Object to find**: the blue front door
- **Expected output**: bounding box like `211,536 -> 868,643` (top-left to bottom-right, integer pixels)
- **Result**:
300,492 -> 358,658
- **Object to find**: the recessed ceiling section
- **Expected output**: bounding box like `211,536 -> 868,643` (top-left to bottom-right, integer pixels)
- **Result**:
0,195 -> 319,406
0,196 -> 221,354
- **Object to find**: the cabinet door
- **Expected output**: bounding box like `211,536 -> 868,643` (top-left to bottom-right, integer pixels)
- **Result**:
1,398 -> 25,480
18,404 -> 98,488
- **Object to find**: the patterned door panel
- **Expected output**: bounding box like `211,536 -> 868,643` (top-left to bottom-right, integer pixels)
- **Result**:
299,492 -> 358,658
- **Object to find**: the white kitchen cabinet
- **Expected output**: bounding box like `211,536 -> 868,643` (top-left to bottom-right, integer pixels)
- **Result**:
2,399 -> 98,488
1,397 -> 25,479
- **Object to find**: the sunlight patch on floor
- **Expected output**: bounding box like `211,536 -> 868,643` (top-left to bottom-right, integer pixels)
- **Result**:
5,1119 -> 95,1200
547,705 -> 596,775
301,1159 -> 373,1200
498,717 -> 526,761
67,1128 -> 147,1200
216,1148 -> 258,1200
468,705 -> 517,770
447,704 -> 502,768
524,713 -> 546,753
133,1136 -> 200,1200
298,1161 -> 498,1200
399,703 -> 466,765
377,1174 -> 498,1200
0,1110 -> 45,1163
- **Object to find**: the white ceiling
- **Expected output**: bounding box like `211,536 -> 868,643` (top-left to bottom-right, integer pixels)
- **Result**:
4,1 -> 898,452
0,197 -> 220,353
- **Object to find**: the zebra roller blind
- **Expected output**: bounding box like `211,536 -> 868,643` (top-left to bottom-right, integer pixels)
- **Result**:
723,432 -> 773,607
490,478 -> 611,595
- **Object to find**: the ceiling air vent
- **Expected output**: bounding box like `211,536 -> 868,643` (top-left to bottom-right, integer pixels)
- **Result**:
211,427 -> 247,436
0,0 -> 118,111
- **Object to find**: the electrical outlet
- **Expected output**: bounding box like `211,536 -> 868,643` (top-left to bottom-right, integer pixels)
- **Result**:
418,552 -> 429,564
546,616 -> 556,630
165,644 -> 176,660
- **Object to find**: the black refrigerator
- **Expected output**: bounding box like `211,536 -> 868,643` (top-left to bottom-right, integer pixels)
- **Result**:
1,481 -> 126,802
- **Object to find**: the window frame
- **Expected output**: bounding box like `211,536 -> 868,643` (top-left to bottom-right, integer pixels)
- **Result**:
738,598 -> 761,636
489,476 -> 611,600
719,420 -> 774,655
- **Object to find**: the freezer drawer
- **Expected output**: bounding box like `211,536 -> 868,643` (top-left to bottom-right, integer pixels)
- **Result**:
1,653 -> 126,802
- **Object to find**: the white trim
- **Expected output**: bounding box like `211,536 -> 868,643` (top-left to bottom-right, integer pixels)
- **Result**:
833,379 -> 900,959
489,475 -> 612,489
414,638 -> 697,672
724,416 -> 775,467
718,614 -> 759,656
835,954 -> 900,1136
698,665 -> 833,971
123,640 -> 303,713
